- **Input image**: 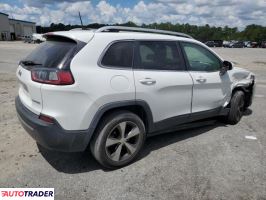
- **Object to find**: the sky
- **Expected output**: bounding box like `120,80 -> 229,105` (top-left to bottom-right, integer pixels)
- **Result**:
0,0 -> 265,28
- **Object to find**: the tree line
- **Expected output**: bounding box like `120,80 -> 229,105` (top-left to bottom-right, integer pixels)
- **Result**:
36,22 -> 266,42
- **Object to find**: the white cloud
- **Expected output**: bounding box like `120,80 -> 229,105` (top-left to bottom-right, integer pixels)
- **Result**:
97,1 -> 116,16
0,0 -> 265,28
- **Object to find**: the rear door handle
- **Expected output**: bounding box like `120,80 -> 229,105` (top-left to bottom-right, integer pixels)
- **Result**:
195,77 -> 207,83
139,78 -> 156,85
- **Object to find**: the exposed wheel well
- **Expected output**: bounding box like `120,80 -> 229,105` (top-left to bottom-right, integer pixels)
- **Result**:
232,87 -> 246,96
231,86 -> 251,108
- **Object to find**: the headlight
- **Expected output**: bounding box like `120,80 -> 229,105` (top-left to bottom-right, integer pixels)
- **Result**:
250,75 -> 255,81
246,74 -> 255,81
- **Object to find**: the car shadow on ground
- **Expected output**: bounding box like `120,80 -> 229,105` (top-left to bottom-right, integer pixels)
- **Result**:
38,118 -> 234,174
38,144 -> 102,173
137,121 -> 227,163
243,108 -> 252,116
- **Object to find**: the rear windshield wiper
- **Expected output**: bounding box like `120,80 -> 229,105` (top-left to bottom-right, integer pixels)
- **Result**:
20,60 -> 42,66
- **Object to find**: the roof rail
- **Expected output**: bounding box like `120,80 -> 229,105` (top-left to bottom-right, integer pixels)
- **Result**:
95,26 -> 193,39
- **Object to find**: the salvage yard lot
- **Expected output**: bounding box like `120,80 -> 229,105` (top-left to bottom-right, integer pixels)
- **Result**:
0,41 -> 265,200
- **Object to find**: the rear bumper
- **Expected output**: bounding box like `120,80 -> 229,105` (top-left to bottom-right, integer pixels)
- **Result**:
15,96 -> 92,152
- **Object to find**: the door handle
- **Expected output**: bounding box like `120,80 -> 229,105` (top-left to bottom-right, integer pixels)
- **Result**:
139,78 -> 156,85
195,77 -> 207,83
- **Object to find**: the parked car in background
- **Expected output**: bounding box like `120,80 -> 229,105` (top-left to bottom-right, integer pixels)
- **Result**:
205,41 -> 219,47
260,41 -> 266,48
224,40 -> 237,48
230,41 -> 245,48
213,40 -> 223,47
228,41 -> 236,48
244,41 -> 252,48
223,41 -> 230,48
24,36 -> 32,43
32,33 -> 46,43
251,42 -> 259,48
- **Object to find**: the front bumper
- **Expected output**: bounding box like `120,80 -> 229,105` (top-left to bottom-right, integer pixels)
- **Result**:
245,78 -> 255,107
15,96 -> 92,152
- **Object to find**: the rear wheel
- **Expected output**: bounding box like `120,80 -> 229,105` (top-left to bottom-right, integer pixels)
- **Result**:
90,111 -> 146,168
227,91 -> 245,124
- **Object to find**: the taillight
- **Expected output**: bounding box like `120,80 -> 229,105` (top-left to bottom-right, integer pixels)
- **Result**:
39,114 -> 54,124
31,68 -> 74,85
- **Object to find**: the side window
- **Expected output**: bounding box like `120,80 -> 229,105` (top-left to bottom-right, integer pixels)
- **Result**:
181,42 -> 221,72
134,41 -> 185,71
101,41 -> 133,68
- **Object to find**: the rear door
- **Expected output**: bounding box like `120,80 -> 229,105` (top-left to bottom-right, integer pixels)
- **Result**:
180,42 -> 231,113
133,41 -> 193,125
17,37 -> 81,115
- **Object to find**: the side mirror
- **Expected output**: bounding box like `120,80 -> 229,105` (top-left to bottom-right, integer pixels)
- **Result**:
220,61 -> 233,75
223,61 -> 233,70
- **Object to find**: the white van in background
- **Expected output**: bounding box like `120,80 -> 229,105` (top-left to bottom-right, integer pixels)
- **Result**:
32,33 -> 46,43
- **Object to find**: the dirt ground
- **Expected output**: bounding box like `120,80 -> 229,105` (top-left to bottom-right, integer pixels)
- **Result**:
0,41 -> 265,200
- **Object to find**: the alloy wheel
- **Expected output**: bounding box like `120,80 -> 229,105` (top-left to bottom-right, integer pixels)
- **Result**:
105,121 -> 141,162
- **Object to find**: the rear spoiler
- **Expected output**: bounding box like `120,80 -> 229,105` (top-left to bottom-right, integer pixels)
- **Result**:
43,33 -> 78,43
43,31 -> 94,43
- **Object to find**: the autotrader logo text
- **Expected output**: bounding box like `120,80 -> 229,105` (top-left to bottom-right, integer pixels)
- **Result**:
0,188 -> 54,200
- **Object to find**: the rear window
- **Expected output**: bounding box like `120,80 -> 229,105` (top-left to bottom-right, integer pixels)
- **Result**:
101,41 -> 133,68
22,39 -> 77,69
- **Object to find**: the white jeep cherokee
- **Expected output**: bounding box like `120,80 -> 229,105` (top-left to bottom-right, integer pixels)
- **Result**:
15,26 -> 255,168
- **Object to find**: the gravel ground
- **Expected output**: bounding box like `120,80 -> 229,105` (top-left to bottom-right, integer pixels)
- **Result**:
0,41 -> 265,200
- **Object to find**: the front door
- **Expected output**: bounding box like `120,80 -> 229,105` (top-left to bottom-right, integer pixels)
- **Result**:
180,42 -> 232,113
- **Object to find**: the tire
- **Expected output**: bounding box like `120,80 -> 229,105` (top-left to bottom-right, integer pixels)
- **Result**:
90,111 -> 146,168
227,91 -> 245,125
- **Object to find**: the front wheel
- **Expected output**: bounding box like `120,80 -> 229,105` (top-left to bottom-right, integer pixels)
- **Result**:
90,111 -> 146,168
227,91 -> 245,124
